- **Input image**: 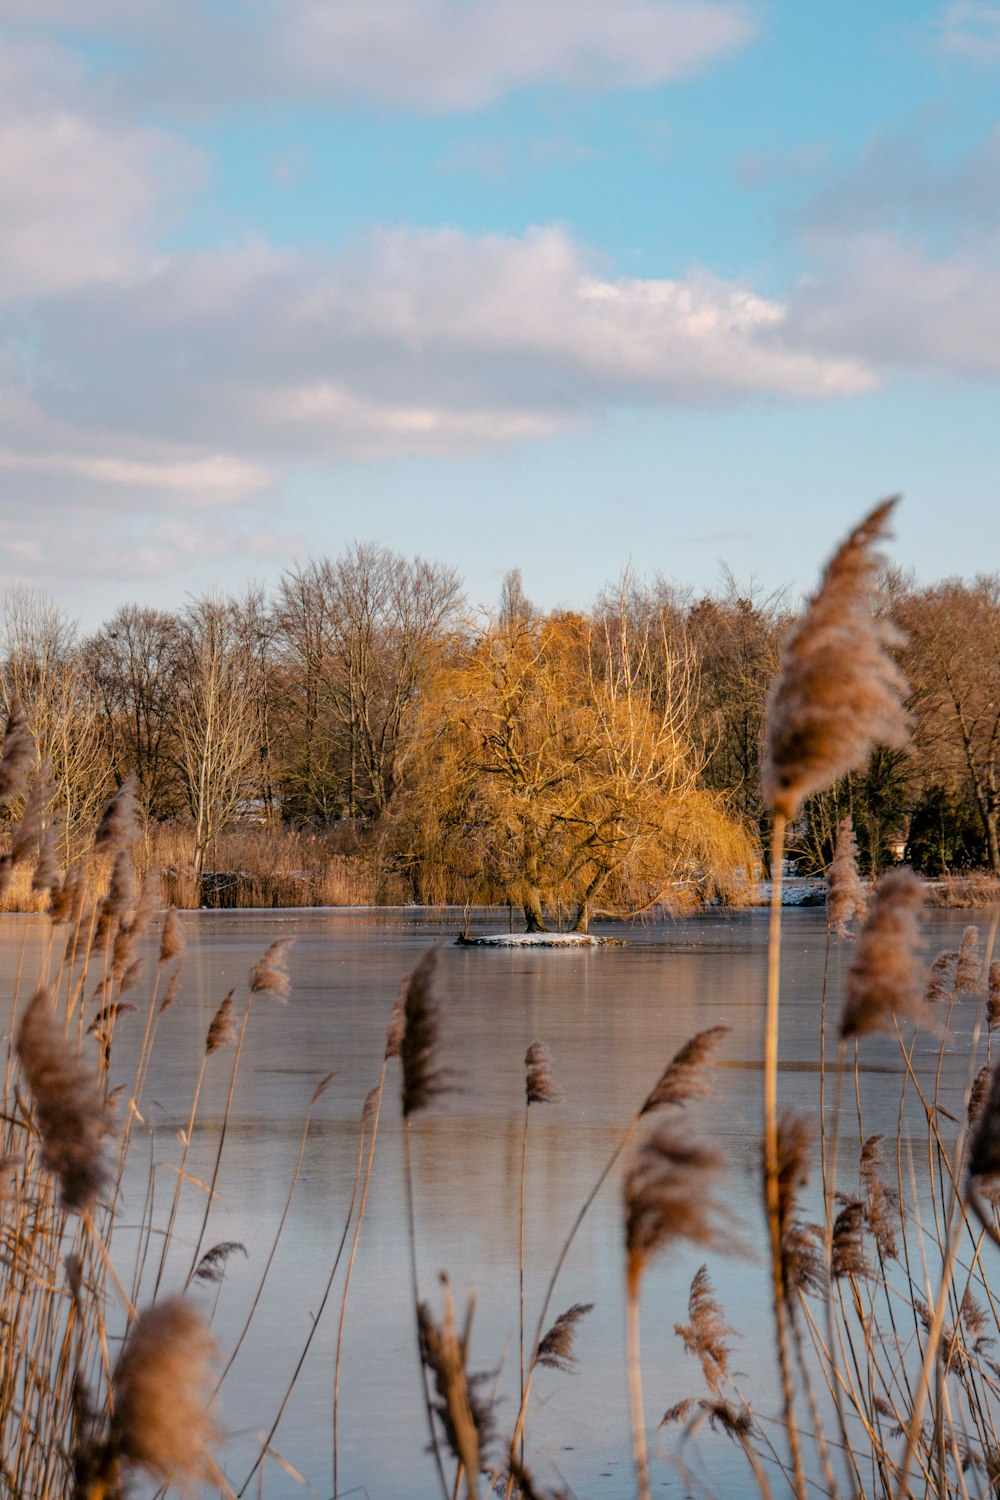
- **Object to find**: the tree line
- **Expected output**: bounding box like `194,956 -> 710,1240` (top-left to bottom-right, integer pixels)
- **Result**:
2,544 -> 998,925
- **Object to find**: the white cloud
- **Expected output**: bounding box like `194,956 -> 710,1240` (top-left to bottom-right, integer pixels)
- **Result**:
0,447 -> 271,499
4,0 -> 757,113
936,1 -> 1000,63
787,234 -> 1000,376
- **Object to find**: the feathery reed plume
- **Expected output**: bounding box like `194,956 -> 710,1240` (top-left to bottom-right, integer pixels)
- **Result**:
989,961 -> 1000,1032
206,990 -> 237,1054
160,906 -> 184,963
830,1199 -> 870,1279
418,1277 -> 491,1497
49,861 -> 81,923
505,1459 -> 572,1500
400,947 -> 447,1117
111,1296 -> 221,1489
121,959 -> 144,994
827,817 -> 867,935
194,1240 -> 248,1284
859,1133 -> 899,1260
926,949 -> 959,1005
15,987 -> 108,1212
11,759 -> 53,863
106,852 -> 135,918
385,986 -> 406,1059
970,1065 -> 991,1125
0,694 -> 35,806
639,1025 -> 730,1114
158,968 -> 181,1014
624,1125 -> 730,1294
675,1266 -> 735,1395
840,867 -> 926,1039
957,924 -> 983,992
525,1041 -> 561,1104
965,1060 -> 1000,1240
87,1002 -> 137,1035
773,1111 -> 826,1300
94,772 -> 140,853
536,1302 -> 593,1372
761,499 -> 909,821
249,937 -> 293,1001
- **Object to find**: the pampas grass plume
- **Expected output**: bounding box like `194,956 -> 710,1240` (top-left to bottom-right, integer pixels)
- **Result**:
761,500 -> 910,820
249,937 -> 293,1001
160,906 -> 184,964
400,947 -> 446,1117
640,1025 -> 730,1114
988,961 -> 1000,1032
0,694 -> 35,806
16,987 -> 108,1212
94,772 -> 140,853
525,1040 -> 561,1104
840,867 -> 926,1040
827,817 -> 866,935
112,1295 -> 221,1488
206,990 -> 236,1055
624,1124 -> 729,1293
956,925 -> 982,992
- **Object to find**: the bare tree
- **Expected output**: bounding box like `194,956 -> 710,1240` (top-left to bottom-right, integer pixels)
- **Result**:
277,544 -> 463,822
0,588 -> 109,854
82,604 -> 185,820
895,575 -> 1000,873
175,598 -> 260,879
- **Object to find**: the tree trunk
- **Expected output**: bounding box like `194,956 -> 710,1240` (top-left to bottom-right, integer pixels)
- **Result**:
572,902 -> 589,934
522,888 -> 547,933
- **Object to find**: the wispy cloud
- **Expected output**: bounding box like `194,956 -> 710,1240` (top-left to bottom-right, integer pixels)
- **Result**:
935,1 -> 1000,63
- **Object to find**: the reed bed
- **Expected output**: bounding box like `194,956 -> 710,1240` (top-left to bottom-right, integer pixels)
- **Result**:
6,500 -> 1000,1499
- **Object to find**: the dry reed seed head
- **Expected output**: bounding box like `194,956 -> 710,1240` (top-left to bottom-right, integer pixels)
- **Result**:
0,694 -> 36,807
93,772 -> 141,854
417,1282 -> 491,1482
108,849 -> 137,920
15,987 -> 109,1212
11,761 -> 54,863
827,816 -> 867,935
159,906 -> 184,964
840,867 -> 927,1040
525,1040 -> 562,1105
400,947 -> 448,1117
536,1301 -> 594,1372
362,1085 -> 380,1122
248,936 -> 294,1001
926,949 -> 959,1005
639,1024 -> 731,1115
859,1133 -> 899,1261
121,958 -> 144,994
966,1056 -> 1000,1187
193,1240 -> 248,1284
112,1295 -> 221,1489
624,1123 -> 732,1294
206,990 -> 237,1055
970,1065 -> 991,1126
0,852 -> 13,900
384,987 -> 406,1059
772,1112 -> 826,1299
506,1458 -> 573,1500
87,1002 -> 138,1035
761,499 -> 910,821
957,924 -> 983,992
674,1265 -> 736,1396
48,861 -> 81,923
158,967 -> 181,1014
831,1198 -> 871,1280
988,961 -> 1000,1031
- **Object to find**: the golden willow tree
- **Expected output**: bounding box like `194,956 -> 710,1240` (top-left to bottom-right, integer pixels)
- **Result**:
406,584 -> 754,932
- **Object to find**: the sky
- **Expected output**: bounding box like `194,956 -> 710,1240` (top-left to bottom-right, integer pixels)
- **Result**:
1,0 -> 999,627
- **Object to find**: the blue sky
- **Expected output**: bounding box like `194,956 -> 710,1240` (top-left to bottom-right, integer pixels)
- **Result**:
1,0 -> 998,625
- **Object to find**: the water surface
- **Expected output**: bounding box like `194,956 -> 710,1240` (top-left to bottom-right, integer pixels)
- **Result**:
3,905 -> 992,1498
